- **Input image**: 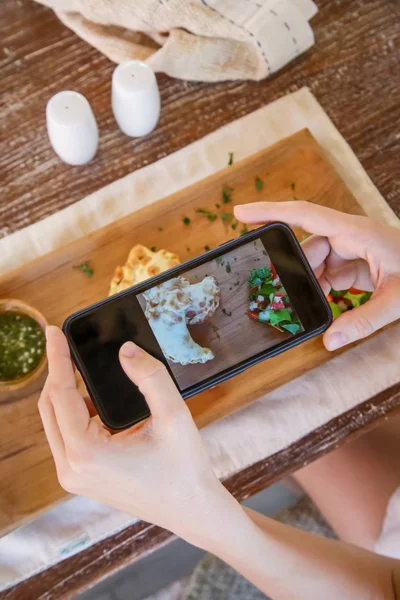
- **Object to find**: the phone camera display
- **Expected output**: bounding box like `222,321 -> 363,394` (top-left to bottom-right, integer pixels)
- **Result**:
137,238 -> 303,391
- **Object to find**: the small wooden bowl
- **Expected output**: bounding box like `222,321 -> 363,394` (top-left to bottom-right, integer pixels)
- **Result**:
0,299 -> 48,393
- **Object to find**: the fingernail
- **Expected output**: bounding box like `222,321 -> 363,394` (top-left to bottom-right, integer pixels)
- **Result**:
326,331 -> 347,351
120,341 -> 139,358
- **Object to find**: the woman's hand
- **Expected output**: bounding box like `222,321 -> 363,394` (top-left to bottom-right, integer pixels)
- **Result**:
38,326 -> 241,547
235,201 -> 400,351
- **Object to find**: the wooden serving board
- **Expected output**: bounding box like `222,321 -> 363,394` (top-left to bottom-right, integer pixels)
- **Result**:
0,129 -> 366,535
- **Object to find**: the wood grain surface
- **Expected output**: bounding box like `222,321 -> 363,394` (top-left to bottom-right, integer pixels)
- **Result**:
0,129 -> 369,537
0,0 -> 399,241
0,0 -> 399,597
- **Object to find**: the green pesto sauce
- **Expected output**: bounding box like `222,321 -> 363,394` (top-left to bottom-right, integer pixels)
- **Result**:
0,312 -> 45,381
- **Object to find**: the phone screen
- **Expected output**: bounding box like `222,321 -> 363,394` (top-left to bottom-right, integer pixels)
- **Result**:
65,225 -> 330,429
136,237 -> 304,392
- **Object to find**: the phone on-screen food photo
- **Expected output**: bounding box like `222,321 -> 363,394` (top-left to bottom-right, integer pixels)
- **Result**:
63,223 -> 332,430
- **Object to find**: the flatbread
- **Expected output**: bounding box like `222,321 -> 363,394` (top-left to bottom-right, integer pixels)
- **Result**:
108,244 -> 180,296
143,276 -> 220,365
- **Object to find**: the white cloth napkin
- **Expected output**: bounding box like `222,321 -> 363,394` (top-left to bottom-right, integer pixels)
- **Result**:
35,0 -> 318,81
0,88 -> 399,590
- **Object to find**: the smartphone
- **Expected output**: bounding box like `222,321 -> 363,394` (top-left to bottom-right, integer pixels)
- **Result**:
64,223 -> 331,430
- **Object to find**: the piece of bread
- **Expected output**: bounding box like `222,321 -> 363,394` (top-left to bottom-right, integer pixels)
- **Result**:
143,276 -> 220,365
108,244 -> 180,296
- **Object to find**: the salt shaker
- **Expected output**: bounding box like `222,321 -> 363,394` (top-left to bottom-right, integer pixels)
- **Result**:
46,91 -> 98,165
112,61 -> 160,137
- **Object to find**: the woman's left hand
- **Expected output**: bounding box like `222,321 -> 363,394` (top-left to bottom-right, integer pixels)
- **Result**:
38,326 -> 241,547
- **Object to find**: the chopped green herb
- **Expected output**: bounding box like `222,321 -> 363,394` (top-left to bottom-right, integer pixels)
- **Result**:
151,246 -> 157,252
231,220 -> 238,230
205,245 -> 211,251
215,203 -> 221,209
255,176 -> 264,191
291,182 -> 296,190
225,262 -> 231,273
228,152 -> 234,166
186,247 -> 190,252
157,226 -> 163,232
183,216 -> 191,225
233,280 -> 240,286
248,266 -> 272,288
221,212 -> 233,224
222,187 -> 233,204
293,195 -> 298,201
73,262 -> 94,277
240,224 -> 249,236
215,256 -> 224,265
222,308 -> 232,316
196,208 -> 218,222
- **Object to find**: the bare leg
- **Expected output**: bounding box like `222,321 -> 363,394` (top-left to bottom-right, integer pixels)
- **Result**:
293,414 -> 400,550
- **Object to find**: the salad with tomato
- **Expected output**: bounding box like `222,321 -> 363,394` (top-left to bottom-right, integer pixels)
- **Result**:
327,288 -> 372,318
247,264 -> 302,335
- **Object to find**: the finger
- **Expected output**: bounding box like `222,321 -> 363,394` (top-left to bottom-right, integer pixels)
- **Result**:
318,275 -> 331,296
46,325 -> 78,390
83,395 -> 98,418
119,342 -> 185,420
234,201 -> 355,237
301,235 -> 331,270
325,255 -> 374,292
38,376 -> 68,472
46,326 -> 90,443
323,276 -> 400,350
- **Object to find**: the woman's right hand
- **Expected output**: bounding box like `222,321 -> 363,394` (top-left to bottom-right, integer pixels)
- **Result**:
234,201 -> 400,351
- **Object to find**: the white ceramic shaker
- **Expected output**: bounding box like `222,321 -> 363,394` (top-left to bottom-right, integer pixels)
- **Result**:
112,61 -> 160,137
46,91 -> 98,165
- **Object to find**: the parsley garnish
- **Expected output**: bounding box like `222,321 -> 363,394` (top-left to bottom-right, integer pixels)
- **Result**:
157,226 -> 163,232
205,245 -> 211,251
73,262 -> 94,278
222,308 -> 232,316
215,256 -> 224,265
215,203 -> 221,209
183,216 -> 191,225
291,182 -> 296,190
196,208 -> 218,222
248,266 -> 272,287
222,187 -> 233,204
151,246 -> 157,252
225,262 -> 231,273
228,152 -> 234,166
231,221 -> 238,230
240,224 -> 249,236
255,177 -> 264,191
221,212 -> 233,223
186,247 -> 190,252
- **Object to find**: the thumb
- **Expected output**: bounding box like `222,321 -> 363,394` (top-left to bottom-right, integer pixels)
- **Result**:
119,341 -> 185,420
323,277 -> 400,351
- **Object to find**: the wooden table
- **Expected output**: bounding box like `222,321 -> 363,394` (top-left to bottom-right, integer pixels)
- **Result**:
1,0 -> 399,598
